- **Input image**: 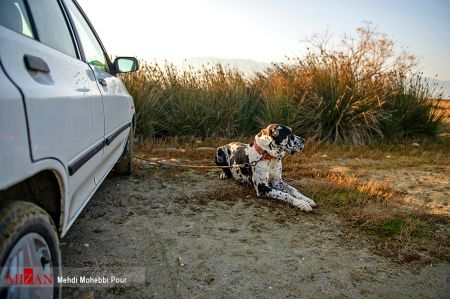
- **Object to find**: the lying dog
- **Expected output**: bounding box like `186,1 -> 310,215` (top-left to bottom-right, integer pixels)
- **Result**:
215,124 -> 316,211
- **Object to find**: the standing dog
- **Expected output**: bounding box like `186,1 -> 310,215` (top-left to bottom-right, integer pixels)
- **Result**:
215,124 -> 316,211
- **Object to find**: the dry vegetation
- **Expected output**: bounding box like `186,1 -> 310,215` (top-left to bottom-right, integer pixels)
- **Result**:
434,99 -> 450,137
122,24 -> 446,145
135,137 -> 449,268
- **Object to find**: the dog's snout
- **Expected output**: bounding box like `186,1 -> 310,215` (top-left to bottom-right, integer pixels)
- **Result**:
293,136 -> 304,145
287,135 -> 304,153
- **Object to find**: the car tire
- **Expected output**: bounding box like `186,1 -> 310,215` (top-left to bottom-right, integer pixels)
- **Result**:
0,201 -> 61,299
114,124 -> 134,175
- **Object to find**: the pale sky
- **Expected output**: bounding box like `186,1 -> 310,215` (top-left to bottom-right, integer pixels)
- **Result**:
77,0 -> 450,80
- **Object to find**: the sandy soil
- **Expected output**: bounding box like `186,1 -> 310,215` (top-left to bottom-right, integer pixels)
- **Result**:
61,161 -> 449,298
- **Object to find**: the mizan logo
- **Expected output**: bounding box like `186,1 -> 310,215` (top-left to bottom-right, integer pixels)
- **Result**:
4,268 -> 53,286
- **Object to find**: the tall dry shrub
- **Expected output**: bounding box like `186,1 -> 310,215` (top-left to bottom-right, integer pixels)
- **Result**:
122,23 -> 444,143
254,23 -> 443,144
122,62 -> 263,138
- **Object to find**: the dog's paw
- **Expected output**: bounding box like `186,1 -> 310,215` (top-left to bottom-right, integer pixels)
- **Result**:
304,197 -> 316,208
292,199 -> 313,212
219,173 -> 229,180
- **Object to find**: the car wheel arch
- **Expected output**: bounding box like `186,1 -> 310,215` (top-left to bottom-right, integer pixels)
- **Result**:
0,168 -> 65,236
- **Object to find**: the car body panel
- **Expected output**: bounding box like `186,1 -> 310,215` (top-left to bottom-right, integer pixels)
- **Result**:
0,26 -> 108,226
0,0 -> 135,237
0,57 -> 33,189
93,68 -> 134,184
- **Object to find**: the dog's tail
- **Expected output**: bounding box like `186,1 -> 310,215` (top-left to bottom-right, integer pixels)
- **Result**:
215,146 -> 232,179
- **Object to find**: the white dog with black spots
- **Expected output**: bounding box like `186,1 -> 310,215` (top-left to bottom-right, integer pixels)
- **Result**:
215,124 -> 316,211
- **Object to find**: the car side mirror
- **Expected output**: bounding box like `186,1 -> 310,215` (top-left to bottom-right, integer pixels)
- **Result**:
113,57 -> 139,73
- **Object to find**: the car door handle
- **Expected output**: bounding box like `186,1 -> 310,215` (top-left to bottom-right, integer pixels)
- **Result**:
98,78 -> 107,86
24,55 -> 50,73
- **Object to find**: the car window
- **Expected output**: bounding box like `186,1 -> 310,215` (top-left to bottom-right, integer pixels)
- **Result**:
27,0 -> 77,58
64,0 -> 110,73
0,0 -> 34,38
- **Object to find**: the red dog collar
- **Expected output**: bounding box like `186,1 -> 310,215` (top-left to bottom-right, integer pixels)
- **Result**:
253,139 -> 277,160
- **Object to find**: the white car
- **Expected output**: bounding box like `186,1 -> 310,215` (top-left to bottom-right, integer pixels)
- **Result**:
0,0 -> 138,297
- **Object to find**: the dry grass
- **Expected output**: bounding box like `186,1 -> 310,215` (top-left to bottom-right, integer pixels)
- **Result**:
434,99 -> 450,137
123,25 -> 445,144
135,138 -> 449,267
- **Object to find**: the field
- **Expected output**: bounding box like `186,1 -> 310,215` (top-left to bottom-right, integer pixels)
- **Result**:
61,137 -> 449,298
62,26 -> 449,297
134,138 -> 450,264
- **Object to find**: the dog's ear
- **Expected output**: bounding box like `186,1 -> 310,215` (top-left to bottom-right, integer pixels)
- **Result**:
267,124 -> 293,145
258,125 -> 275,138
267,124 -> 279,138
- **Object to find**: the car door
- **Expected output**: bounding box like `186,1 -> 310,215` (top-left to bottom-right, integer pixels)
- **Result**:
63,0 -> 134,184
0,0 -> 105,222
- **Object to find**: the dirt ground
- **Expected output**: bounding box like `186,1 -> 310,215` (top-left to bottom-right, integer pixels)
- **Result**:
61,149 -> 449,298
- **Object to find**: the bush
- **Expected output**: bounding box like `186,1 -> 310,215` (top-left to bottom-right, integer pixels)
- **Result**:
121,24 -> 444,144
381,75 -> 444,139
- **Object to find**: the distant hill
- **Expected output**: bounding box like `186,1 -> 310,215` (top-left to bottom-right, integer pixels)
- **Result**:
180,57 -> 270,76
427,78 -> 450,99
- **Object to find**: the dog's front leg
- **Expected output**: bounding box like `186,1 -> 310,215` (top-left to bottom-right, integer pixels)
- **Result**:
268,160 -> 316,207
272,179 -> 316,207
255,181 -> 312,211
253,176 -> 312,211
